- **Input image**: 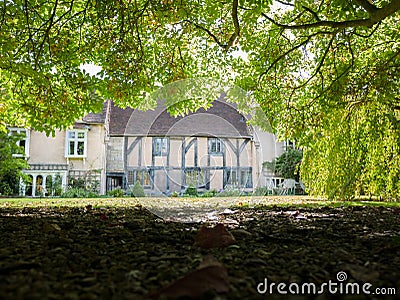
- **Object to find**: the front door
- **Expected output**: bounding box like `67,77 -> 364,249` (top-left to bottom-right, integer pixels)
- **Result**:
107,176 -> 123,191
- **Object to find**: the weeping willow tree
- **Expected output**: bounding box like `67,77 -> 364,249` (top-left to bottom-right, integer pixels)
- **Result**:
301,102 -> 400,199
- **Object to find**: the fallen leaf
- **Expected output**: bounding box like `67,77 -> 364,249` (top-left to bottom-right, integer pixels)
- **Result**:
150,255 -> 229,299
393,208 -> 400,215
219,208 -> 238,215
193,223 -> 236,249
84,204 -> 92,212
42,221 -> 61,233
288,211 -> 307,220
295,213 -> 307,220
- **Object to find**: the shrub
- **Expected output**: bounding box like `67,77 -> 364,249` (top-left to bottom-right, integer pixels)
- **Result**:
184,185 -> 198,197
0,167 -> 25,196
271,148 -> 303,181
200,189 -> 218,198
67,174 -> 100,194
129,181 -> 145,198
53,185 -> 63,197
0,131 -> 30,197
171,191 -> 179,197
61,188 -> 99,198
0,182 -> 12,196
216,187 -> 246,197
68,177 -> 86,189
107,187 -> 125,197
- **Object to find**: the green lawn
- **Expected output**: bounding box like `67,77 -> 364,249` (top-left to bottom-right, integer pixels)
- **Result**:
1,195 -> 399,209
0,197 -> 140,208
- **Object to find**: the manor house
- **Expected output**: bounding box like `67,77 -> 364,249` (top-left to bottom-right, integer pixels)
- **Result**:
12,98 -> 286,196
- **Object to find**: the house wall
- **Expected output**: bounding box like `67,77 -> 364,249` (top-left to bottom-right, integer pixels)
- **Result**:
28,130 -> 65,164
254,127 -> 281,163
23,124 -> 107,196
142,137 -> 153,166
106,136 -> 124,172
71,125 -> 106,170
254,127 -> 295,189
28,125 -> 105,168
169,138 -> 182,167
122,135 -> 256,195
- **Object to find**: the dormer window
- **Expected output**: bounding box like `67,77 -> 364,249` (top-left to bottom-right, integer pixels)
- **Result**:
65,130 -> 87,158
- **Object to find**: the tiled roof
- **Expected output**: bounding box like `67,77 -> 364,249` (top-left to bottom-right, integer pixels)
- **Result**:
146,100 -> 251,137
82,102 -> 108,124
117,99 -> 251,138
81,98 -> 252,138
108,101 -> 134,135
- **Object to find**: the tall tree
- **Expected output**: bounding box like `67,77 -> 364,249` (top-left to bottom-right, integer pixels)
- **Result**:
1,0 -> 399,198
270,147 -> 303,182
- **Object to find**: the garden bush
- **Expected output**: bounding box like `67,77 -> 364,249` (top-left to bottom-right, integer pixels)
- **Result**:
129,181 -> 145,198
107,187 -> 125,197
200,189 -> 218,197
215,187 -> 246,197
184,185 -> 198,197
0,182 -> 12,196
61,188 -> 99,198
170,191 -> 179,197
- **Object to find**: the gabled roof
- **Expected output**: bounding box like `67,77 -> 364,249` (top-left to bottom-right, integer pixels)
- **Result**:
146,100 -> 251,137
81,98 -> 253,138
116,98 -> 251,138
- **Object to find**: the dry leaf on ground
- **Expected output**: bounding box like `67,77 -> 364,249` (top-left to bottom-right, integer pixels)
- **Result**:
193,223 -> 236,249
150,255 -> 229,299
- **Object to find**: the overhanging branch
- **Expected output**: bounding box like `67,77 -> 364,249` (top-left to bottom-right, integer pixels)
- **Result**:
187,20 -> 225,48
301,5 -> 321,22
354,0 -> 378,14
293,32 -> 337,90
262,0 -> 400,30
258,36 -> 312,83
258,30 -> 336,83
263,12 -> 374,29
186,0 -> 240,51
224,0 -> 240,51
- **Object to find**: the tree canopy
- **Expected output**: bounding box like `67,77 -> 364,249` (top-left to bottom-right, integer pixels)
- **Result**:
1,0 -> 399,198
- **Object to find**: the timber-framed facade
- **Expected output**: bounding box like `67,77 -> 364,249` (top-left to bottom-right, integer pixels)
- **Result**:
14,98 -> 285,196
